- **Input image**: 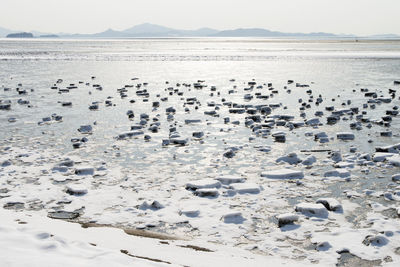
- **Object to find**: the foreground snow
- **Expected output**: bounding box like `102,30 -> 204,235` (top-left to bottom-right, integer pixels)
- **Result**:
0,208 -> 308,267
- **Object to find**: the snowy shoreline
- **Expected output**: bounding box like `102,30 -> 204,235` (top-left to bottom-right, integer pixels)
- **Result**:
2,58 -> 400,265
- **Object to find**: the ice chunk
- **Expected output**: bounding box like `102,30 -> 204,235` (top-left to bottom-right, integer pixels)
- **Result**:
194,188 -> 219,197
316,241 -> 331,251
221,212 -> 245,224
74,166 -> 94,175
66,184 -> 88,196
302,155 -> 316,166
78,125 -> 92,134
295,203 -> 328,217
372,152 -> 395,162
375,143 -> 400,153
277,213 -> 299,227
185,179 -> 221,190
276,153 -> 302,165
170,138 -> 188,146
261,169 -> 304,179
336,132 -> 355,140
215,175 -> 246,185
48,210 -> 80,220
229,183 -> 260,194
116,131 -> 144,140
362,234 -> 389,247
139,200 -> 164,210
324,169 -> 350,178
305,118 -> 320,126
185,119 -> 201,124
316,198 -> 342,211
388,154 -> 400,166
179,208 -> 200,217
392,174 -> 400,182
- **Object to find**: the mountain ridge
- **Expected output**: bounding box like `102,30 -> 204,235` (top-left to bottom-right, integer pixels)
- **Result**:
0,23 -> 399,39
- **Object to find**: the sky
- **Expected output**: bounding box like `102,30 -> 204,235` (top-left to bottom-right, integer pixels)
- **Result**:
0,0 -> 399,35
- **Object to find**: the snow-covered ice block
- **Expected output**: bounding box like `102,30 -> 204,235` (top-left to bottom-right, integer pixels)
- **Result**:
185,179 -> 221,190
185,119 -> 201,124
66,184 -> 88,196
276,153 -> 302,165
139,200 -> 164,210
295,203 -> 328,217
302,155 -> 316,166
316,241 -> 332,251
362,234 -> 389,246
179,208 -> 200,217
324,169 -> 350,178
392,174 -> 400,182
74,166 -> 94,175
261,169 -> 304,179
372,152 -> 395,162
48,210 -> 80,220
170,138 -> 189,146
305,118 -> 320,126
1,160 -> 11,167
229,183 -> 260,194
388,154 -> 400,166
215,175 -> 246,185
336,132 -> 355,140
277,213 -> 299,227
375,143 -> 400,153
194,188 -> 219,197
78,125 -> 92,134
316,198 -> 342,211
222,212 -> 245,224
334,162 -> 354,168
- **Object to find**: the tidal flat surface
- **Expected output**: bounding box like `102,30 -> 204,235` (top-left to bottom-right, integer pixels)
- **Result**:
1,38 -> 400,266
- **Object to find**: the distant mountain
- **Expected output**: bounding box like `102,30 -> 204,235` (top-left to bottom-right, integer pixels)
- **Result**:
60,23 -> 354,38
1,23 -> 399,39
122,23 -> 175,35
6,32 -> 34,38
61,23 -> 219,38
213,28 -> 339,37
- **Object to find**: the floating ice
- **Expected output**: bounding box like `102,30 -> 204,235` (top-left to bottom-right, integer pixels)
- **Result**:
74,166 -> 94,175
295,203 -> 328,217
77,125 -> 92,134
324,169 -> 350,178
316,198 -> 342,211
215,175 -> 246,185
221,212 -> 245,224
66,184 -> 88,196
261,169 -> 304,179
336,132 -> 355,141
229,183 -> 260,194
194,188 -> 219,197
185,179 -> 221,190
276,213 -> 299,227
276,153 -> 302,165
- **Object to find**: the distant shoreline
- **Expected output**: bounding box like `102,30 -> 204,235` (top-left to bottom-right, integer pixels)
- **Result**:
0,37 -> 400,43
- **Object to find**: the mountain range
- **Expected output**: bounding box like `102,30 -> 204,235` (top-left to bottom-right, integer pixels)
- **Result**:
1,23 -> 399,39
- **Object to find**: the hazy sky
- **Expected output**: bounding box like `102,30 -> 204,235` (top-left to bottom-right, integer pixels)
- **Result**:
0,0 -> 399,35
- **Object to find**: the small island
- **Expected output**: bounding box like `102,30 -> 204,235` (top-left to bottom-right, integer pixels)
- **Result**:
6,32 -> 34,38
